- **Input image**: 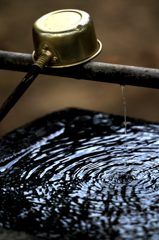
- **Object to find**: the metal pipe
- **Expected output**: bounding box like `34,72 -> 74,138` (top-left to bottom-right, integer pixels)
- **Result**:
0,50 -> 159,89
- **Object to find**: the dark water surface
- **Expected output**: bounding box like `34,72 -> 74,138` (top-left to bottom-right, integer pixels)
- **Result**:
0,108 -> 159,240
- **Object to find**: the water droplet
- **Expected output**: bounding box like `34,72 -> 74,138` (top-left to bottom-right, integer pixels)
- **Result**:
121,85 -> 127,135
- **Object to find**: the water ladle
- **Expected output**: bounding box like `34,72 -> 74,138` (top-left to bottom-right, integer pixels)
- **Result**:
0,9 -> 102,122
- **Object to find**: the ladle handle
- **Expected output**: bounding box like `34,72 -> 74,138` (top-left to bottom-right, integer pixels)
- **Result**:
0,65 -> 41,122
0,49 -> 52,122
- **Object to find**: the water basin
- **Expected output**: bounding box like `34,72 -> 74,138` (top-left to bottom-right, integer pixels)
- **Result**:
0,108 -> 159,239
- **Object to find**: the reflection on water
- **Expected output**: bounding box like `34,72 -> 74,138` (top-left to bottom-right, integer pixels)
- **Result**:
0,108 -> 159,239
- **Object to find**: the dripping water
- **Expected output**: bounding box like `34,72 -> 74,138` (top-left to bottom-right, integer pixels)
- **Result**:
121,85 -> 127,135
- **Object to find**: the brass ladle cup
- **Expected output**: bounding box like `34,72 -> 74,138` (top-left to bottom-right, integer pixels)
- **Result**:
32,9 -> 102,68
0,9 -> 102,122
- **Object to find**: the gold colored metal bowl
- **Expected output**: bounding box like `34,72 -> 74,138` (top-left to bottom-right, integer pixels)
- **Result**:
32,9 -> 102,68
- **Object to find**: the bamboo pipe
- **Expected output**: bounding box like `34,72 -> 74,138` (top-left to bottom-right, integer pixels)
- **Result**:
0,50 -> 159,89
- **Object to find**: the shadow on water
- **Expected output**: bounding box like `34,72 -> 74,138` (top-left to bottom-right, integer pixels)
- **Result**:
0,108 -> 159,239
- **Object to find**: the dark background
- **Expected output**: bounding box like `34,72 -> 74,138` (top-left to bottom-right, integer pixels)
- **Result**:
0,0 -> 159,136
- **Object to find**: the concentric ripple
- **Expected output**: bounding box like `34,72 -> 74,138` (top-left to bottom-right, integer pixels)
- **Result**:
0,108 -> 159,239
